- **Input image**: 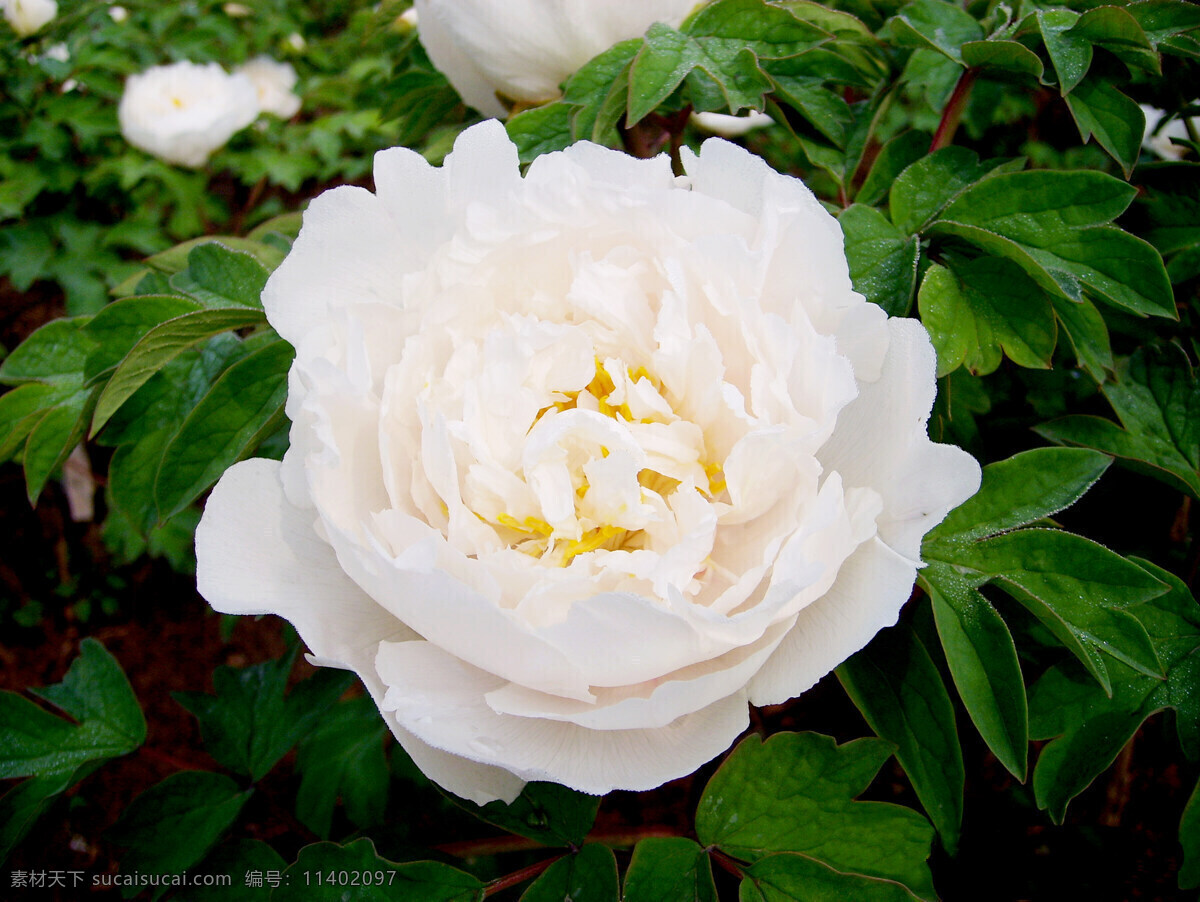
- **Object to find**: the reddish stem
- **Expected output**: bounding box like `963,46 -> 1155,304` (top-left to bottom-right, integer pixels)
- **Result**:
483,855 -> 564,898
436,826 -> 681,860
929,68 -> 977,153
711,847 -> 745,880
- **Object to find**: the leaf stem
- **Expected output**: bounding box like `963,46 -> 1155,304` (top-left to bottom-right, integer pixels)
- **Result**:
436,825 -> 681,860
482,855 -> 563,898
929,68 -> 977,153
711,847 -> 745,880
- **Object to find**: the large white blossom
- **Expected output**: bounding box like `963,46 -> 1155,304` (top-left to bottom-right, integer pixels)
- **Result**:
3,0 -> 56,36
236,56 -> 302,119
196,121 -> 980,804
414,0 -> 700,117
118,61 -> 259,168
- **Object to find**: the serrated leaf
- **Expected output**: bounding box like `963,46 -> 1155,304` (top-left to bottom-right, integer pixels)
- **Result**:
924,569 -> 1028,780
839,204 -> 919,316
885,0 -> 983,64
695,733 -> 935,901
176,840 -> 286,902
889,147 -> 1021,235
458,782 -> 600,848
507,102 -> 574,163
0,317 -> 92,387
739,853 -> 922,901
1029,558 -> 1200,822
274,840 -> 484,902
622,837 -> 717,902
1036,9 -> 1090,94
1182,776 -> 1200,889
295,696 -> 389,839
154,338 -> 291,520
838,624 -> 964,855
520,845 -> 618,902
916,258 -> 1057,377
1064,78 -> 1144,176
90,306 -> 266,436
0,639 -> 145,779
1035,345 -> 1200,498
930,170 -> 1174,318
174,649 -> 353,782
82,295 -> 202,383
108,771 -> 251,884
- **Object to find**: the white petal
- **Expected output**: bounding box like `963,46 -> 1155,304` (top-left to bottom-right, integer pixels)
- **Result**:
378,639 -> 749,794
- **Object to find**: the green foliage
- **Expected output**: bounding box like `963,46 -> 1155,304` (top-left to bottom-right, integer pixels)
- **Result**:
458,782 -> 601,848
174,647 -> 354,782
520,845 -> 619,902
622,838 -> 718,902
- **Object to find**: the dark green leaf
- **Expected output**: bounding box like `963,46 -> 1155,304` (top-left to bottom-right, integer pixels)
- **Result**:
108,771 -> 250,878
176,840 -> 287,902
839,204 -> 919,316
695,732 -> 935,901
885,0 -> 983,64
961,40 -> 1045,79
1064,79 -> 1145,176
1129,0 -> 1200,47
82,295 -> 202,383
507,102 -> 574,163
854,130 -> 928,207
769,77 -> 851,145
772,0 -> 876,40
1029,558 -> 1200,821
0,317 -> 92,387
155,338 -> 292,520
838,624 -> 964,854
622,837 -> 717,902
22,387 -> 94,504
0,773 -> 73,862
145,236 -> 285,277
563,39 -> 642,144
924,570 -> 1028,780
889,147 -> 1020,235
1182,776 -> 1200,889
1036,9 -> 1091,95
1035,345 -> 1200,498
1068,6 -> 1158,74
174,649 -> 353,782
295,696 -> 390,839
519,845 -> 618,902
683,0 -> 831,60
461,782 -> 600,848
90,306 -> 266,435
0,383 -> 73,461
274,840 -> 484,902
1050,293 -> 1113,381
739,853 -> 922,901
916,258 -> 1057,376
0,639 -> 145,779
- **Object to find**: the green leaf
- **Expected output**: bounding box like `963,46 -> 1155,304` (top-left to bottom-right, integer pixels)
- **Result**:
1182,776 -> 1200,890
683,0 -> 831,60
772,0 -> 876,40
274,840 -> 484,902
839,205 -> 919,316
563,39 -> 642,144
854,130 -> 929,207
22,387 -> 94,504
1036,9 -> 1091,95
960,40 -> 1045,79
90,306 -> 267,436
1064,78 -> 1145,177
172,242 -> 272,308
889,147 -> 1020,235
739,853 -> 922,901
176,840 -> 286,902
520,845 -> 619,902
108,772 -> 251,881
769,76 -> 851,145
82,295 -> 202,383
930,170 -> 1174,318
0,317 -> 92,387
695,732 -> 936,901
1029,558 -> 1200,821
1133,164 -> 1200,284
622,837 -> 717,902
885,0 -> 983,64
916,258 -> 1057,377
838,623 -> 964,855
145,236 -> 285,278
295,696 -> 390,839
1129,0 -> 1200,47
0,383 -> 73,461
1035,345 -> 1200,498
174,649 -> 354,782
507,102 -> 574,163
154,337 -> 292,520
1067,6 -> 1158,74
924,570 -> 1028,780
0,773 -> 74,862
948,529 -> 1166,693
0,639 -> 145,779
460,782 -> 600,848
1050,293 -> 1113,381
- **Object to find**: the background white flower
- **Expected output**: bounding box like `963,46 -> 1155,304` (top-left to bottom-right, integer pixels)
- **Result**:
414,0 -> 701,117
196,121 -> 980,804
1141,102 -> 1198,160
3,0 -> 57,36
118,61 -> 259,168
237,56 -> 302,119
691,109 -> 774,138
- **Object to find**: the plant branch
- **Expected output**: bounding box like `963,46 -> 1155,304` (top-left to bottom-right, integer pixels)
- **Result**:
929,68 -> 977,153
483,855 -> 564,898
436,825 -> 683,860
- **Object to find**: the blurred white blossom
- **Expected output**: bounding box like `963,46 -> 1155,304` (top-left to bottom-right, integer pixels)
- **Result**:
1141,103 -> 1198,160
3,0 -> 57,36
237,56 -> 302,119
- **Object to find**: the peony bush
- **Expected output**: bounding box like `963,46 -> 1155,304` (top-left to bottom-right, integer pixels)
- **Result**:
2,0 -> 1199,898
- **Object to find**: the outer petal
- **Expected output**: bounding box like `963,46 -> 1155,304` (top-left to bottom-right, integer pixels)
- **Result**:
377,639 -> 749,794
195,457 -> 524,805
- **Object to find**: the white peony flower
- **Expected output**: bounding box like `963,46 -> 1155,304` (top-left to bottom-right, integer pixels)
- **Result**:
236,56 -> 302,119
108,5 -> 127,24
196,121 -> 980,804
118,61 -> 259,168
1141,103 -> 1198,161
691,109 -> 774,138
3,0 -> 57,36
414,0 -> 701,117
